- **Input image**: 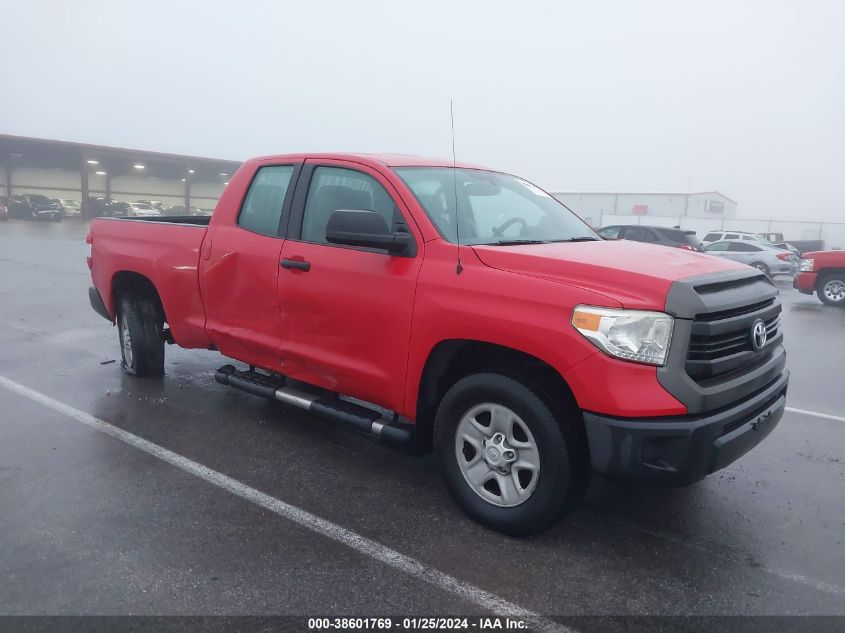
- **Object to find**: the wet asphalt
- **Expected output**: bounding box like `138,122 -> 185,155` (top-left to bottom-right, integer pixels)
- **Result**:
0,219 -> 843,618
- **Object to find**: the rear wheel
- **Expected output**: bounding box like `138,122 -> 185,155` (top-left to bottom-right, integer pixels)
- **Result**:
750,261 -> 770,275
434,373 -> 589,536
818,274 -> 845,307
117,293 -> 165,377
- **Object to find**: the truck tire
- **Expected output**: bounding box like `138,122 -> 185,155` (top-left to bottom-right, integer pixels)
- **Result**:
434,372 -> 588,537
818,273 -> 845,306
117,293 -> 165,377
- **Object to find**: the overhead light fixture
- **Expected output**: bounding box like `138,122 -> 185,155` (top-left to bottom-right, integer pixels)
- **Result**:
224,181 -> 229,185
87,160 -> 99,165
219,172 -> 228,176
134,164 -> 145,169
181,178 -> 186,182
188,169 -> 195,174
95,171 -> 107,175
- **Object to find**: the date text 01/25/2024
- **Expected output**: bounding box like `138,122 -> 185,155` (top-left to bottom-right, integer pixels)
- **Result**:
307,617 -> 528,630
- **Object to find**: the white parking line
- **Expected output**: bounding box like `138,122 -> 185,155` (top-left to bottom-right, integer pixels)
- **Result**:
0,375 -> 570,633
786,407 -> 845,423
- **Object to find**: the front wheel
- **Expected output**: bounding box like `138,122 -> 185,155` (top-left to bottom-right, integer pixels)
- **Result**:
117,293 -> 165,377
434,373 -> 589,536
818,274 -> 845,307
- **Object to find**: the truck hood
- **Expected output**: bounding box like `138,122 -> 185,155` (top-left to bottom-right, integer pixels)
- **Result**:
471,240 -> 746,311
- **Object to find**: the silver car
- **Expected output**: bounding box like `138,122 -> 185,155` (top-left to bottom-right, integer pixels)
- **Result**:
703,239 -> 798,277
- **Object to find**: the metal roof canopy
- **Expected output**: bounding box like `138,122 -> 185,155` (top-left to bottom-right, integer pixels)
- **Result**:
0,134 -> 242,182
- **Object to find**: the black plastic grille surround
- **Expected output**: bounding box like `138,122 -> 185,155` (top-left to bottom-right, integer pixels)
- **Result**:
658,269 -> 787,414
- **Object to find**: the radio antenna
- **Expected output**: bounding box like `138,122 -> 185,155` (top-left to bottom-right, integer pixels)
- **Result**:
450,99 -> 463,275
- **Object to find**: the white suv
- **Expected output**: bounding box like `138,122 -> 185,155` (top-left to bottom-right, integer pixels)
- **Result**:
701,230 -> 773,245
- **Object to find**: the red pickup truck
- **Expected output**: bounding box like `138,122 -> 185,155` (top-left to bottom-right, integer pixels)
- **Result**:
794,250 -> 845,306
87,153 -> 789,535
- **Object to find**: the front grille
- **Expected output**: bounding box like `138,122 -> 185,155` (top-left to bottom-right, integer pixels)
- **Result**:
685,297 -> 782,383
693,298 -> 775,322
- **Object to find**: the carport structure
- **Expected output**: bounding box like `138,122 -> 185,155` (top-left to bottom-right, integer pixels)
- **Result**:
0,134 -> 242,216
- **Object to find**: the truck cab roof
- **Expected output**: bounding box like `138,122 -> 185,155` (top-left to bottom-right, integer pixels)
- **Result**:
250,152 -> 490,171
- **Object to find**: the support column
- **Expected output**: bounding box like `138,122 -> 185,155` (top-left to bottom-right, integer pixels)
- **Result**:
105,173 -> 112,200
3,162 -> 11,201
80,161 -> 90,218
184,163 -> 191,211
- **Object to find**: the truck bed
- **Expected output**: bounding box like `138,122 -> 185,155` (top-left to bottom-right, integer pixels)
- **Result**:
89,216 -> 211,348
116,215 -> 212,226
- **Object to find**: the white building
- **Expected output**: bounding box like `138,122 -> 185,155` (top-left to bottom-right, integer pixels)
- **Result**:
551,191 -> 737,226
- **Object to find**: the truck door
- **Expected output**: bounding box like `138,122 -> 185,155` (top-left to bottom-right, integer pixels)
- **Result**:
200,162 -> 300,372
276,159 -> 423,412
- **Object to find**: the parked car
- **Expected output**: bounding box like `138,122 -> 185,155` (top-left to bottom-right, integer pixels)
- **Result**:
167,205 -> 210,216
83,197 -> 131,218
701,230 -> 800,255
702,230 -> 771,245
126,202 -> 162,217
0,197 -> 9,221
597,225 -> 702,251
703,239 -> 798,276
54,198 -> 82,217
794,250 -> 845,306
8,193 -> 63,221
87,152 -> 788,536
136,200 -> 171,214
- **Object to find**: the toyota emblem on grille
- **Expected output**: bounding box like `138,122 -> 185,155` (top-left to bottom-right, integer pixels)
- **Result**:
751,319 -> 767,351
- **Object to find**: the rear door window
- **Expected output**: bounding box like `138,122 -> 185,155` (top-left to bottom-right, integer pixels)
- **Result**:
622,226 -> 657,242
238,165 -> 296,237
728,242 -> 761,252
598,226 -> 621,239
703,232 -> 722,241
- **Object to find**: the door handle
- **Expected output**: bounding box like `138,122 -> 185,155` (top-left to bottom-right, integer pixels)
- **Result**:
281,258 -> 311,272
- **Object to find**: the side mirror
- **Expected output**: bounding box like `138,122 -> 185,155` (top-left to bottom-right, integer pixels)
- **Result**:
325,210 -> 414,255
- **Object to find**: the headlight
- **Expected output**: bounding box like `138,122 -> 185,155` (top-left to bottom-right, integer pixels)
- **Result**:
571,305 -> 674,366
798,258 -> 814,272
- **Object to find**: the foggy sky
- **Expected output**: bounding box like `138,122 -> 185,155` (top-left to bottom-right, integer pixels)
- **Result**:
2,0 -> 843,221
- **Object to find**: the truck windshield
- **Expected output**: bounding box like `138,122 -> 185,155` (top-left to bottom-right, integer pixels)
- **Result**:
394,167 -> 597,245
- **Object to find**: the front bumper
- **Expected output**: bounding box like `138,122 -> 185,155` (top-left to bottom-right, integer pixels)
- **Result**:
584,370 -> 788,485
772,263 -> 797,276
793,271 -> 817,295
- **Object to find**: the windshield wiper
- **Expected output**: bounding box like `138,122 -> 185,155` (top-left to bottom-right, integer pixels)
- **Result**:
549,236 -> 601,243
487,239 -> 548,246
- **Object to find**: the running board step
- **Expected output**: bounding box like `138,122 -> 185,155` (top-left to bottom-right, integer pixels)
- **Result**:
214,365 -> 413,446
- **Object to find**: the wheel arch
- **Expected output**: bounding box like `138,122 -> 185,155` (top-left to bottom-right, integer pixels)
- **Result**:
817,267 -> 845,284
414,339 -> 580,453
111,270 -> 167,324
